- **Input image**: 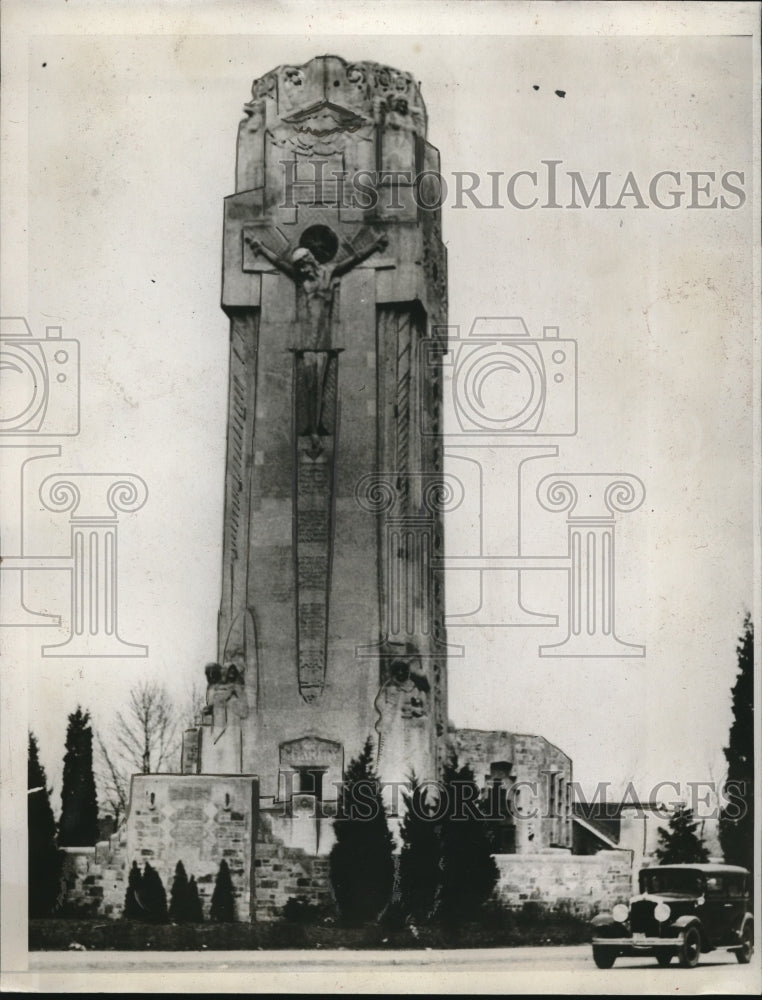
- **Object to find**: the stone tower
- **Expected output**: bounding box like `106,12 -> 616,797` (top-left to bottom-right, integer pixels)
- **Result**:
188,56 -> 449,819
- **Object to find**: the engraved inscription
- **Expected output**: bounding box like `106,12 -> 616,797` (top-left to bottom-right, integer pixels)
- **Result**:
299,602 -> 325,632
298,556 -> 326,589
280,736 -> 343,766
297,512 -> 329,544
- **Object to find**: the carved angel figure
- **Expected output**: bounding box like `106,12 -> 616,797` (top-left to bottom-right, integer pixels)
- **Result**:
203,661 -> 249,735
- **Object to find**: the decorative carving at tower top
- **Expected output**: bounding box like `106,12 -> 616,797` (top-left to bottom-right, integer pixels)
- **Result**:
245,56 -> 427,138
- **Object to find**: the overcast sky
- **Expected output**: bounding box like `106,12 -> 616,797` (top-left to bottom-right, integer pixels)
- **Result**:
2,7 -> 756,814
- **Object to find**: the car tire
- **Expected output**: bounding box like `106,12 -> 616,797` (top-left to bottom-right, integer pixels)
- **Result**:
735,922 -> 753,965
656,951 -> 673,967
678,926 -> 701,968
592,946 -> 616,969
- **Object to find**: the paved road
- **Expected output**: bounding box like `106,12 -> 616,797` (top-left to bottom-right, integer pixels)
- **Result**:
7,944 -> 758,994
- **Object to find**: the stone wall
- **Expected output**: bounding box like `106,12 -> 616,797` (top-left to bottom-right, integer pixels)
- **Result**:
59,838 -> 126,918
452,729 -> 573,852
59,812 -> 628,923
254,843 -> 334,921
253,807 -> 335,920
125,774 -> 258,921
492,849 -> 633,917
57,778 -> 339,922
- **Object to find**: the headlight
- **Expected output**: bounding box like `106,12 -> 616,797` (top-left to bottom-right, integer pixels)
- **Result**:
654,902 -> 671,923
612,903 -> 629,922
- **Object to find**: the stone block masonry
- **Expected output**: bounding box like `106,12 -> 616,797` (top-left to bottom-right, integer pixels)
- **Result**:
452,729 -> 574,852
492,850 -> 633,917
59,840 -> 126,918
125,774 -> 258,922
57,779 -> 337,922
253,843 -> 334,922
208,54 -> 450,806
58,795 -> 627,922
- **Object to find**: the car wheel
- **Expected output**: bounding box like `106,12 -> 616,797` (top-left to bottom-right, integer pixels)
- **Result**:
592,946 -> 616,969
678,926 -> 701,969
656,951 -> 673,967
735,922 -> 753,964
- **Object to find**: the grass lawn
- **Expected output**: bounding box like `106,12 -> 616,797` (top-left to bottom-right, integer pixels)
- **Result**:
29,908 -> 592,951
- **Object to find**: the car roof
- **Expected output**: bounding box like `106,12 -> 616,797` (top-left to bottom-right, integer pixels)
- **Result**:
640,863 -> 749,874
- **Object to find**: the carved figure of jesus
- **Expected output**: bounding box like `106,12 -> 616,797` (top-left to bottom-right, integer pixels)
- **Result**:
246,232 -> 388,445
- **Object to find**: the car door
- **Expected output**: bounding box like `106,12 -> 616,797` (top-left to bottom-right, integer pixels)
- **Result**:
702,873 -> 746,945
720,874 -> 748,944
701,874 -> 728,944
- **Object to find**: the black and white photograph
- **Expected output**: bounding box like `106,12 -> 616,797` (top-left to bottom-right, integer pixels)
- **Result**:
1,1 -> 759,994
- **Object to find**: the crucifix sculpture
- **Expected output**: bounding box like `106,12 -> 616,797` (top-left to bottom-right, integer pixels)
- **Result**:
245,229 -> 388,449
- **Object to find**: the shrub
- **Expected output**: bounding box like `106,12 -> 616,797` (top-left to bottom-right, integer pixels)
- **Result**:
434,751 -> 499,926
141,862 -> 168,923
187,876 -> 204,923
210,860 -> 235,922
398,775 -> 440,924
123,861 -> 143,920
329,737 -> 395,925
59,708 -> 99,847
28,733 -> 63,917
282,898 -> 326,924
168,861 -> 190,923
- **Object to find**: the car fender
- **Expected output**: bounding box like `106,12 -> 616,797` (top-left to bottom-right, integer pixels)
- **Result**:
591,913 -> 616,930
738,913 -> 754,936
670,914 -> 705,946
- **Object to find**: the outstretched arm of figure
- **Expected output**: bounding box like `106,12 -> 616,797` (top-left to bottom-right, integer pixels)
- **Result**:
245,236 -> 296,279
332,231 -> 389,277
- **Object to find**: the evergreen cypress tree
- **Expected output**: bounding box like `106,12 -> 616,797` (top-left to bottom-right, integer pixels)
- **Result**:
141,862 -> 168,923
28,732 -> 62,917
398,773 -> 440,923
720,614 -> 755,878
187,875 -> 204,923
435,750 -> 498,925
655,804 -> 710,864
168,860 -> 190,923
123,860 -> 143,919
329,737 -> 395,925
210,859 -> 236,922
58,707 -> 99,847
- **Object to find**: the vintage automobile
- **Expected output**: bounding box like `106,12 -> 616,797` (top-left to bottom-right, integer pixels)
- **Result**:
591,863 -> 754,969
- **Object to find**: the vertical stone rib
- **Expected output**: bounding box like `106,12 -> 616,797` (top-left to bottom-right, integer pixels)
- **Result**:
218,310 -> 260,676
293,352 -> 339,703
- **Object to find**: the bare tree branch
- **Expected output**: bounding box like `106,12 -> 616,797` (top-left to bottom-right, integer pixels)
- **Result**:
95,735 -> 128,827
95,679 -> 186,825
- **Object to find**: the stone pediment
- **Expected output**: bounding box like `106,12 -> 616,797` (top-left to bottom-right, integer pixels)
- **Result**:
281,101 -> 368,137
249,55 -> 427,137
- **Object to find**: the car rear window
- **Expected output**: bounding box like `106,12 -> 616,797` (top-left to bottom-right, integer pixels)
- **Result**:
725,875 -> 747,898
